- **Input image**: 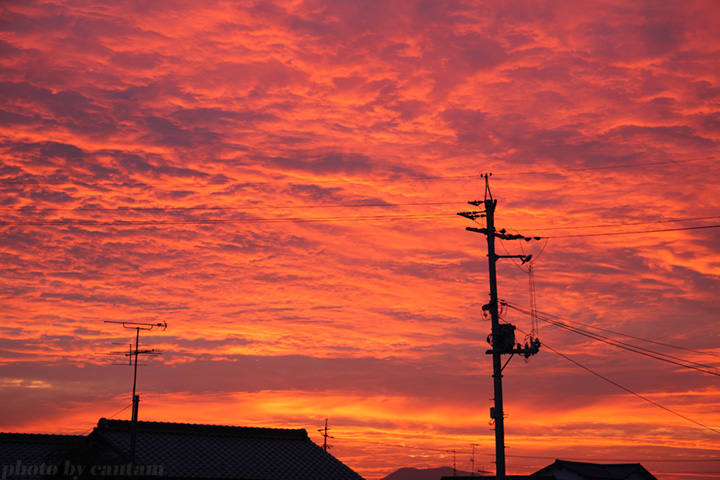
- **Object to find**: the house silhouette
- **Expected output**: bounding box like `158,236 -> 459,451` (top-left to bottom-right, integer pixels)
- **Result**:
532,459 -> 658,480
1,418 -> 365,480
1,433 -> 78,480
440,459 -> 658,480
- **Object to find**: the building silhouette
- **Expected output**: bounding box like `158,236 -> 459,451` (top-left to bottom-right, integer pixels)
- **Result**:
1,418 -> 364,480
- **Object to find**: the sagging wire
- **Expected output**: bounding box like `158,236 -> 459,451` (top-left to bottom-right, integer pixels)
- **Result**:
528,263 -> 538,340
504,302 -> 720,377
497,234 -> 549,357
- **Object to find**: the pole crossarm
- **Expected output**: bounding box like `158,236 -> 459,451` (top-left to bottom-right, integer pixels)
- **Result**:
457,211 -> 485,221
466,226 -> 541,242
497,254 -> 533,264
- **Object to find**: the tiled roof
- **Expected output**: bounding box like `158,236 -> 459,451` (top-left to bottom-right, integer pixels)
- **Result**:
92,418 -> 365,480
442,476 -> 553,479
0,433 -> 82,480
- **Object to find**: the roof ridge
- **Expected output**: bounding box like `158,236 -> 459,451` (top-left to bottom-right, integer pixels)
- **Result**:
0,432 -> 81,439
97,418 -> 309,439
556,459 -> 642,466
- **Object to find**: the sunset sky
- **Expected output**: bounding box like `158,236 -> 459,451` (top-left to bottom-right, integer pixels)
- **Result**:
1,1 -> 720,478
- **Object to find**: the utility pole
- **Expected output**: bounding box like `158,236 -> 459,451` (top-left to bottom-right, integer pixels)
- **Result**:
317,418 -> 333,452
458,174 -> 541,479
105,321 -> 166,466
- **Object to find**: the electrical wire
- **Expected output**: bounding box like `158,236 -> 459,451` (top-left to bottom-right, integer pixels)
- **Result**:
506,322 -> 719,437
346,437 -> 469,454
0,212 -> 453,227
492,155 -> 720,176
0,201 -> 463,214
506,316 -> 720,436
315,409 -> 720,466
549,319 -> 720,376
1,154 -> 717,187
3,201 -> 717,243
543,223 -> 720,238
527,265 -> 538,339
540,341 -> 720,437
499,454 -> 720,463
505,303 -> 720,376
107,403 -> 133,419
0,173 -> 482,187
524,215 -> 720,232
4,210 -> 718,237
504,302 -> 720,360
76,403 -> 132,436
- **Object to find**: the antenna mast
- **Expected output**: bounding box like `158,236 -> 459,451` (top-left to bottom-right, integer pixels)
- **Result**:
317,418 -> 334,452
447,449 -> 457,476
470,443 -> 478,477
458,174 -> 541,479
105,321 -> 167,465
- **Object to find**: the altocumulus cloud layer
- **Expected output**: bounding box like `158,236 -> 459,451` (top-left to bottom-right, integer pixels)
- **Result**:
1,1 -> 719,478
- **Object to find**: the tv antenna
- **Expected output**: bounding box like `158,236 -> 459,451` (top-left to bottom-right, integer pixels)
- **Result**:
469,443 -> 479,477
446,449 -> 457,476
317,418 -> 334,452
104,321 -> 167,465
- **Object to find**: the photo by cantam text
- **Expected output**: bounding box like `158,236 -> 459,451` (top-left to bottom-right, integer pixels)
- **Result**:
2,461 -> 164,479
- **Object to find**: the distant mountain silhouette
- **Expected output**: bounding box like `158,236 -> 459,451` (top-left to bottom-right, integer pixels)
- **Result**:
380,466 -> 476,480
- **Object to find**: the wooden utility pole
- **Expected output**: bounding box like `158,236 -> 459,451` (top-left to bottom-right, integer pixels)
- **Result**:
484,190 -> 507,478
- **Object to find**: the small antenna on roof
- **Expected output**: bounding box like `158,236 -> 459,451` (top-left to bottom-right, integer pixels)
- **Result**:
446,449 -> 457,476
103,320 -> 167,466
317,418 -> 334,452
469,443 -> 478,477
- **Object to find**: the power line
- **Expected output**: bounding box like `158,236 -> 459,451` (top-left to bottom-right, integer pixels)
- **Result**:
0,212 -> 454,227
543,223 -> 720,238
0,174 -> 480,187
523,215 -> 720,232
540,341 -> 720,437
327,426 -> 720,465
500,454 -> 720,463
107,403 -> 133,419
0,201 -> 462,214
508,320 -> 720,437
3,208 -> 719,235
504,302 -> 720,360
492,155 -> 720,176
76,403 -> 132,436
1,155 -> 717,187
505,303 -> 720,376
3,206 -> 717,236
348,437 -> 469,454
549,317 -> 719,376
